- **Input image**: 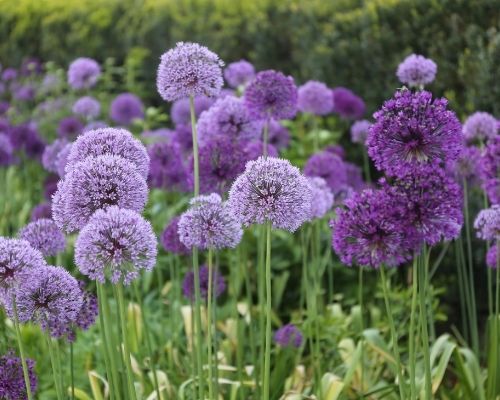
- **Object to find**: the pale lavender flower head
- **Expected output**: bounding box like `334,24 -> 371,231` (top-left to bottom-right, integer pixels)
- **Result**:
55,142 -> 72,178
244,70 -> 298,120
350,120 -> 372,144
182,265 -> 226,301
160,216 -> 191,255
268,120 -> 290,150
57,116 -> 84,139
486,244 -> 498,269
228,157 -> 312,232
304,151 -> 347,194
30,203 -> 52,221
307,177 -> 334,219
1,68 -> 17,82
474,205 -> 500,241
19,219 -> 66,257
75,206 -> 157,285
479,136 -> 500,204
297,80 -> 333,116
109,93 -> 145,125
148,140 -> 189,191
73,96 -> 101,119
157,42 -> 224,102
243,140 -> 279,161
224,59 -> 255,88
67,57 -> 101,90
170,96 -> 214,126
178,193 -> 243,249
331,87 -> 366,120
396,54 -> 437,87
446,146 -> 481,185
0,351 -> 38,399
462,112 -> 498,143
0,134 -> 14,166
366,89 -> 462,177
274,324 -> 303,348
42,138 -> 68,173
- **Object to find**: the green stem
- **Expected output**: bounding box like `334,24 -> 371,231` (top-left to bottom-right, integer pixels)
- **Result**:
257,225 -> 266,398
11,296 -> 33,400
488,244 -> 499,397
207,248 -> 215,400
409,258 -> 418,400
358,266 -> 365,398
70,342 -> 75,400
263,221 -> 272,400
263,118 -> 269,157
45,332 -> 63,400
55,340 -> 65,397
418,250 -> 432,400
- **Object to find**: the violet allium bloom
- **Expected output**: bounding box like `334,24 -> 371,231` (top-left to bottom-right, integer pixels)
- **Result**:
486,245 -> 498,269
0,351 -> 38,399
182,265 -> 226,301
160,216 -> 190,255
446,146 -> 481,185
331,87 -> 366,120
72,96 -> 101,119
52,155 -> 148,233
307,177 -> 334,219
42,138 -> 68,173
0,101 -> 9,115
43,174 -> 59,201
297,80 -> 333,116
197,96 -> 263,144
243,140 -> 279,161
274,324 -> 303,348
479,136 -> 500,204
462,111 -> 498,143
109,93 -> 145,125
67,57 -> 101,90
304,151 -> 347,194
1,68 -> 17,82
350,120 -> 372,144
18,219 -> 66,257
325,145 -> 346,160
178,193 -> 243,249
366,89 -> 462,177
12,84 -> 36,101
344,162 -> 365,191
66,127 -> 150,179
24,132 -> 46,161
244,70 -> 298,120
268,120 -> 291,150
157,42 -> 224,102
31,203 -> 52,222
0,134 -> 14,166
224,59 -> 255,88
474,205 -> 500,241
75,206 -> 157,285
83,121 -> 108,133
228,156 -> 312,232
57,116 -> 84,139
170,96 -> 214,126
396,54 -> 437,87
172,124 -> 194,153
8,122 -> 45,159
55,142 -> 72,177
148,140 -> 189,191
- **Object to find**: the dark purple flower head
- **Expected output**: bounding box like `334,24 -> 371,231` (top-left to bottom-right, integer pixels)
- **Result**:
42,138 -> 68,173
268,120 -> 290,150
172,124 -> 193,153
307,177 -> 334,219
228,156 -> 312,232
474,205 -> 500,241
178,193 -> 243,249
67,57 -> 101,90
297,80 -> 333,116
274,324 -> 303,348
304,151 -> 347,194
73,96 -> 101,119
160,216 -> 191,255
0,133 -> 14,166
182,265 -> 226,301
350,120 -> 372,144
244,70 -> 298,120
0,351 -> 38,399
148,140 -> 189,191
43,174 -> 59,201
12,84 -> 36,101
243,140 -> 278,161
157,42 -> 224,101
331,87 -> 365,120
19,219 -> 66,257
325,145 -> 346,160
366,89 -> 463,177
224,59 -> 255,88
0,101 -> 10,115
479,136 -> 500,204
57,116 -> 84,140
75,206 -> 157,285
8,122 -> 45,159
31,203 -> 52,221
1,68 -> 17,82
446,146 -> 481,185
396,54 -> 437,87
463,112 -> 498,143
109,93 -> 145,125
486,244 -> 498,269
171,96 -> 214,126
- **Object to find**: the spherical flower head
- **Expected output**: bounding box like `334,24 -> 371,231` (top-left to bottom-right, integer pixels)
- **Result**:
72,96 -> 101,119
109,93 -> 145,125
396,54 -> 437,87
1,68 -> 17,82
446,145 -> 481,185
148,140 -> 189,191
18,219 -> 66,257
182,265 -> 226,301
171,96 -> 214,126
160,216 -> 191,255
486,244 -> 498,269
350,120 -> 372,144
31,203 -> 52,221
224,59 -> 255,88
157,42 -> 224,102
307,177 -> 334,219
462,111 -> 498,143
297,80 -> 333,116
66,127 -> 150,179
9,122 -> 45,160
0,101 -> 10,116
55,142 -> 72,178
243,140 -> 279,161
52,155 -> 148,233
67,57 -> 101,90
479,136 -> 500,204
0,351 -> 38,399
244,70 -> 298,120
42,138 -> 68,173
228,157 -> 312,232
274,324 -> 303,348
172,124 -> 193,153
474,205 -> 500,241
197,96 -> 263,144
58,116 -> 83,140
325,145 -> 346,160
366,89 -> 463,177
178,193 -> 243,250
0,133 -> 14,166
331,87 -> 366,120
12,83 -> 36,101
304,151 -> 347,194
268,120 -> 290,150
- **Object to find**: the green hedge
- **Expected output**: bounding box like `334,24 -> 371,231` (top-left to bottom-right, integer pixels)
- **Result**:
0,0 -> 499,115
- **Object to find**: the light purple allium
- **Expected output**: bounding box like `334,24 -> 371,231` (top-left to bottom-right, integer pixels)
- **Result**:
1,68 -> 17,82
42,138 -> 68,173
170,96 -> 214,126
178,193 -> 243,249
30,203 -> 52,222
172,124 -> 194,153
52,155 -> 148,233
479,136 -> 500,204
474,205 -> 500,241
268,120 -> 290,150
40,73 -> 61,94
66,127 -> 150,179
350,120 -> 372,144
0,351 -> 38,399
331,87 -> 366,120
197,96 -> 263,144
43,174 -> 59,201
0,133 -> 14,166
148,140 -> 189,191
55,142 -> 72,178
325,145 -> 346,160
462,112 -> 498,143
109,93 -> 145,125
344,162 -> 365,191
446,146 -> 481,185
67,57 -> 101,90
274,324 -> 303,348
18,219 -> 66,257
182,265 -> 226,301
297,80 -> 333,116
228,156 -> 312,232
160,216 -> 191,255
396,54 -> 437,87
366,89 -> 462,177
224,59 -> 255,88
57,116 -> 83,140
307,177 -> 334,219
486,244 -> 498,269
83,120 -> 108,133
244,70 -> 298,120
75,206 -> 157,285
243,140 -> 279,161
157,42 -> 224,102
304,151 -> 347,194
72,96 -> 101,119
12,84 -> 36,101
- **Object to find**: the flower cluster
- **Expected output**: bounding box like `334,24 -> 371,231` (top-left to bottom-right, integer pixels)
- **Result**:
396,54 -> 437,87
462,112 -> 497,142
109,93 -> 144,125
73,96 -> 101,119
182,265 -> 226,301
18,218 -> 66,257
224,59 -> 255,88
350,120 -> 372,144
67,57 -> 101,90
304,151 -> 347,195
274,324 -> 303,348
297,80 -> 333,116
474,205 -> 500,241
171,96 -> 214,126
331,87 -> 365,119
0,351 -> 38,399
307,177 -> 334,219
479,136 -> 500,204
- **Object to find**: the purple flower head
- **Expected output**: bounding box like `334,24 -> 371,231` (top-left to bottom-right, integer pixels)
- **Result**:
474,205 -> 500,241
228,156 -> 312,232
148,140 -> 189,191
463,112 -> 498,143
479,136 -> 500,204
0,101 -> 10,116
0,351 -> 38,399
160,216 -> 191,255
396,54 -> 437,87
67,57 -> 101,90
12,84 -> 36,101
297,80 -> 333,116
182,265 -> 226,301
172,124 -> 193,153
178,193 -> 243,250
224,59 -> 255,88
52,155 -> 148,233
486,244 -> 498,269
331,87 -> 366,120
1,68 -> 17,82
325,145 -> 346,160
109,93 -> 145,125
19,219 -> 66,257
274,324 -> 303,348
218,88 -> 235,99
350,120 -> 372,144
304,151 -> 347,194
72,96 -> 101,119
41,73 -> 61,94
43,174 -> 59,201
0,134 -> 14,166
366,89 -> 463,177
55,142 -> 72,178
171,96 -> 214,126
8,122 -> 45,159
42,138 -> 68,173
58,116 -> 84,140
307,177 -> 334,219
83,120 -> 108,133
446,145 -> 481,185
243,140 -> 279,161
268,120 -> 290,150
31,203 -> 52,222
157,42 -> 224,102
344,161 -> 365,191
75,206 -> 157,285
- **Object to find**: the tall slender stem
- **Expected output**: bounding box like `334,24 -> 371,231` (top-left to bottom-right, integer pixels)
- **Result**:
358,266 -> 365,397
207,248 -> 215,400
70,342 -> 75,400
263,221 -> 272,400
488,244 -> 500,397
189,95 -> 200,197
418,250 -> 432,400
409,257 -> 419,400
45,332 -> 63,400
257,225 -> 266,398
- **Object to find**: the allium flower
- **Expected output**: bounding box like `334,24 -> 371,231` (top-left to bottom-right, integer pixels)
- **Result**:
55,142 -> 72,178
178,193 -> 243,249
307,177 -> 334,219
268,120 -> 290,150
160,216 -> 191,255
72,96 -> 101,119
462,111 -> 498,143
228,157 -> 312,232
325,145 -> 346,160
0,351 -> 38,399
1,68 -> 17,82
8,122 -> 45,159
18,219 -> 66,257
109,93 -> 145,125
157,42 -> 224,101
67,57 -> 101,90
182,265 -> 226,301
75,206 -> 157,285
344,162 -> 365,191
244,70 -> 298,120
12,84 -> 36,101
446,146 -> 481,184
0,101 -> 9,115
0,133 -> 14,166
297,80 -> 333,116
30,203 -> 52,221
304,152 -> 347,194
171,96 -> 214,126
486,244 -> 498,269
66,127 -> 150,179
224,59 -> 255,88
331,87 -> 366,119
474,205 -> 500,241
243,141 -> 278,161
274,324 -> 303,348
42,138 -> 68,173
366,89 -> 462,177
396,54 -> 437,87
197,96 -> 263,144
148,140 -> 189,191
52,155 -> 148,232
479,136 -> 500,204
57,116 -> 83,139
350,120 -> 372,144
172,124 -> 193,153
